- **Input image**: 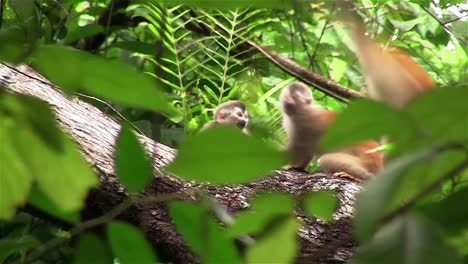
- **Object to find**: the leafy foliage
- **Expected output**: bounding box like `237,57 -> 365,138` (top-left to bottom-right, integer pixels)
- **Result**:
1,0 -> 467,263
166,126 -> 287,183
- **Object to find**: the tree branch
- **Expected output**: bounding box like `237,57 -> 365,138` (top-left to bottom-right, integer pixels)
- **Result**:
0,63 -> 361,263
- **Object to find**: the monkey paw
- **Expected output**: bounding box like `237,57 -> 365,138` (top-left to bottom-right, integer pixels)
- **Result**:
332,172 -> 363,184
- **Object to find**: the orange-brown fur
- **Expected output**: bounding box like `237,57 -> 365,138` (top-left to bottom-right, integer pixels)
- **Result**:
347,20 -> 434,108
280,82 -> 383,180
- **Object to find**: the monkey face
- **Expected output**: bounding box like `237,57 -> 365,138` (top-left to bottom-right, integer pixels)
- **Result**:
280,82 -> 313,115
216,106 -> 249,129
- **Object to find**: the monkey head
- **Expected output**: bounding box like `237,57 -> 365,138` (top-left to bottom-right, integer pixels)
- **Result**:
214,101 -> 249,129
280,82 -> 313,115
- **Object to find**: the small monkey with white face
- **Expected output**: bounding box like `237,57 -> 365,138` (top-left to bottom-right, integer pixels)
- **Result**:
280,82 -> 383,181
201,100 -> 249,134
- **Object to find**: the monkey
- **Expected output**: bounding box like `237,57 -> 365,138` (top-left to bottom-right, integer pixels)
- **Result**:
279,82 -> 383,181
201,100 -> 249,134
345,16 -> 434,108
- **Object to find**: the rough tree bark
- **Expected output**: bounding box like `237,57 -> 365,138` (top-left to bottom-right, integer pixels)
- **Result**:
0,63 -> 362,263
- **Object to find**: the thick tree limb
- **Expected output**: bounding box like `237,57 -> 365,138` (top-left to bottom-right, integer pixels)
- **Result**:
0,63 -> 361,263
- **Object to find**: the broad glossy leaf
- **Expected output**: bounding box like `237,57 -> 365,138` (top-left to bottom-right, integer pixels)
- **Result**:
0,121 -> 32,219
415,185 -> 468,234
354,146 -> 441,242
28,187 -> 79,223
304,191 -> 337,221
64,24 -> 104,44
405,88 -> 468,146
166,127 -> 287,184
0,236 -> 39,262
115,124 -> 153,192
74,233 -> 112,264
229,192 -> 293,237
0,27 -> 29,63
246,217 -> 299,264
107,221 -> 158,264
169,201 -> 241,263
113,41 -> 155,55
30,45 -> 177,116
320,100 -> 412,151
14,125 -> 98,213
353,215 -> 461,264
0,93 -> 96,216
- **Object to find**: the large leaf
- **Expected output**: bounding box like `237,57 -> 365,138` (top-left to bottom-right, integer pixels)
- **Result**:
0,94 -> 99,213
320,100 -> 412,151
166,127 -> 287,184
229,192 -> 293,237
107,221 -> 158,264
115,124 -> 153,192
30,45 -> 177,116
415,185 -> 468,235
354,146 -> 442,242
27,187 -> 79,223
14,127 -> 98,212
0,123 -> 32,219
74,233 -> 112,264
352,214 -> 461,264
169,201 -> 241,263
405,88 -> 468,147
0,94 -> 95,218
246,217 -> 299,264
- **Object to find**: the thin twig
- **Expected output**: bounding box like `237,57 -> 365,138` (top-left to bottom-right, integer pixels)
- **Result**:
381,158 -> 468,225
22,193 -> 182,263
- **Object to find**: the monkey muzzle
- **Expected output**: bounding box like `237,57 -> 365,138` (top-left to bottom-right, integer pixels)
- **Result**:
237,120 -> 247,128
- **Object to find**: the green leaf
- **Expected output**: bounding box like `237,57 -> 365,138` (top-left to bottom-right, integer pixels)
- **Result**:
169,201 -> 241,263
8,0 -> 39,41
405,88 -> 468,146
0,27 -> 29,63
354,146 -> 440,242
329,58 -> 347,82
30,45 -> 177,116
303,191 -> 337,221
415,185 -> 468,234
156,0 -> 292,9
64,24 -> 104,44
113,41 -> 156,55
229,192 -> 293,237
246,217 -> 299,264
166,127 -> 287,184
14,124 -> 98,213
107,221 -> 158,264
320,100 -> 411,151
388,17 -> 426,32
0,121 -> 32,219
0,236 -> 39,262
74,233 -> 113,264
115,124 -> 153,192
352,214 -> 461,264
28,187 -> 79,223
0,93 -> 97,216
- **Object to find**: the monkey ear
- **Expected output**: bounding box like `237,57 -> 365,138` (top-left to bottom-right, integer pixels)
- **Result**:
218,112 -> 228,120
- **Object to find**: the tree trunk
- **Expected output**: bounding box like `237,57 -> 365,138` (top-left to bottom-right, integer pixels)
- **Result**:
0,63 -> 361,263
